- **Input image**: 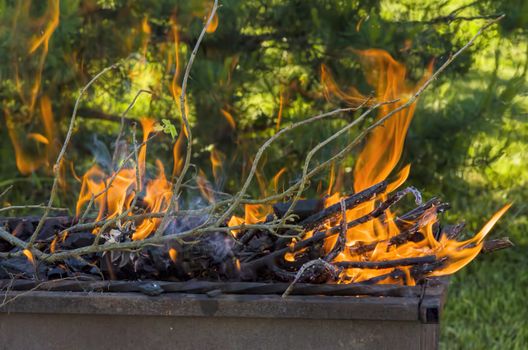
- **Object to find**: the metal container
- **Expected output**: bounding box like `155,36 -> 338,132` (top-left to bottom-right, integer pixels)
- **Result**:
0,279 -> 447,350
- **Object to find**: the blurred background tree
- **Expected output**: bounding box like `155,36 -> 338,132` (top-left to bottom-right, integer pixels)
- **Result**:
0,1 -> 526,348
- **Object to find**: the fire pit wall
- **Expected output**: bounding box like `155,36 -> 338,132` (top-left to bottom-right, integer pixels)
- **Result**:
0,279 -> 447,350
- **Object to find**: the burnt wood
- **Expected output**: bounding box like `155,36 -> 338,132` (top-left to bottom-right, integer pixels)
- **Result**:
0,278 -> 426,297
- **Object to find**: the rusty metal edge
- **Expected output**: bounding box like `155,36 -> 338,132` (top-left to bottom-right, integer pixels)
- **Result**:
0,290 -> 426,321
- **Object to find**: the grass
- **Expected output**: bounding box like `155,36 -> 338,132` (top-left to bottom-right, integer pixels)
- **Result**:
440,243 -> 528,349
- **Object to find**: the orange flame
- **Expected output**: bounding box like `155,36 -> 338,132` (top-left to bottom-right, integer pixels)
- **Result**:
28,0 -> 60,55
278,49 -> 511,284
5,99 -> 56,175
169,248 -> 178,263
25,0 -> 60,115
220,109 -> 236,129
172,128 -> 186,178
140,16 -> 151,59
321,64 -> 366,107
23,249 -> 35,266
6,0 -> 59,175
353,50 -> 433,192
132,160 -> 173,240
210,148 -> 225,182
228,204 -> 272,237
197,170 -> 215,204
272,167 -> 287,193
169,16 -> 181,100
76,118 -> 173,240
275,90 -> 284,132
430,203 -> 512,276
206,13 -> 219,33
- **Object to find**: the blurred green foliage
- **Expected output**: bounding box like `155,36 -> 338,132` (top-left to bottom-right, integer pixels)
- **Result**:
0,0 -> 526,347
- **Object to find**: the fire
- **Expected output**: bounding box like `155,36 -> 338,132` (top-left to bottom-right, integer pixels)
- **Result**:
23,249 -> 35,266
430,203 -> 512,276
210,148 -> 225,182
169,15 -> 182,100
220,109 -> 236,129
224,50 -> 510,285
133,160 -> 173,240
352,49 -> 433,192
275,90 -> 285,132
206,13 -> 219,33
5,96 -> 57,176
272,167 -> 287,193
228,204 -> 272,237
267,49 -> 510,285
169,248 -> 178,263
76,118 -> 173,240
172,128 -> 186,178
5,0 -> 60,176
6,4 -> 503,288
197,170 -> 215,204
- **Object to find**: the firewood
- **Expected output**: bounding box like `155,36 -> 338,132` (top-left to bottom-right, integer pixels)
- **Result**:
335,255 -> 437,269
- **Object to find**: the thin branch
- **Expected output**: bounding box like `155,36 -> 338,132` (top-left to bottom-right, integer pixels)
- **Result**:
282,258 -> 338,298
0,186 -> 13,201
111,89 -> 152,168
277,99 -> 396,227
214,101 -> 381,227
28,62 -> 120,247
154,0 -> 220,238
0,205 -> 68,214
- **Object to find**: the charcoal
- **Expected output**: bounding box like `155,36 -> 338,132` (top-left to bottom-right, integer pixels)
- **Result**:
47,266 -> 68,279
61,231 -> 95,249
0,256 -> 42,279
273,199 -> 324,221
147,247 -> 170,273
64,257 -> 96,274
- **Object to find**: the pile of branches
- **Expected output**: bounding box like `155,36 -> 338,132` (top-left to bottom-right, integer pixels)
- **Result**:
0,181 -> 512,289
0,3 -> 509,296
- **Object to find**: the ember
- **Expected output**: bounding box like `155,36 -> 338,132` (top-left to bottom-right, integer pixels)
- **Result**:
0,0 -> 512,303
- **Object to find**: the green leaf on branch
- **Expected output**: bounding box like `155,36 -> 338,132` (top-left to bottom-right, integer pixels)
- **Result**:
154,119 -> 178,140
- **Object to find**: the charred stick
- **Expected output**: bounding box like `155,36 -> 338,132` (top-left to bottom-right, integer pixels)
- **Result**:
348,210 -> 444,256
238,229 -> 259,246
282,258 -> 339,297
0,279 -> 423,297
300,180 -> 387,230
268,263 -> 296,281
335,255 -> 437,269
0,216 -> 74,226
360,269 -> 406,284
482,237 -> 514,253
274,180 -> 388,246
411,257 -> 448,281
395,198 -> 449,227
442,222 -> 466,239
245,189 -> 422,271
324,199 -> 347,262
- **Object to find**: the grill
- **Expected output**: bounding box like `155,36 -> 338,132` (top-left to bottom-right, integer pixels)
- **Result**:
0,278 -> 448,350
